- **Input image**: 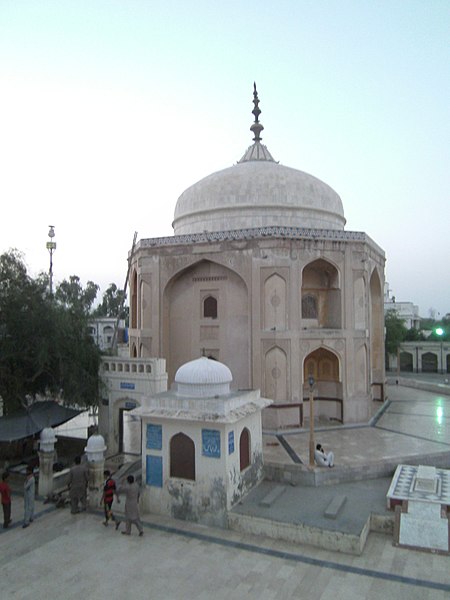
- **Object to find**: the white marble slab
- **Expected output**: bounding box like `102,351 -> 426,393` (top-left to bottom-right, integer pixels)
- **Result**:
399,500 -> 448,551
387,464 -> 450,505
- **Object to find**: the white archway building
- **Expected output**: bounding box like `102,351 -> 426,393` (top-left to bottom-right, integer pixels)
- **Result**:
128,86 -> 385,426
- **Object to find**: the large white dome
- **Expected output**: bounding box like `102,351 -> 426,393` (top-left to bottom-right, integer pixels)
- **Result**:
173,159 -> 345,235
173,86 -> 346,235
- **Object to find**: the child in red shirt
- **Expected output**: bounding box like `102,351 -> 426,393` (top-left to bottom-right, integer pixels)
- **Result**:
101,470 -> 119,526
0,471 -> 12,528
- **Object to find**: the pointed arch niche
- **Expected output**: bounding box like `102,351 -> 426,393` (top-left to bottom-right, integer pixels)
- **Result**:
303,347 -> 342,420
301,259 -> 341,328
140,279 -> 152,329
163,259 -> 249,387
239,427 -> 251,471
263,273 -> 287,330
170,432 -> 196,480
264,346 -> 288,402
369,269 -> 384,392
131,270 -> 138,329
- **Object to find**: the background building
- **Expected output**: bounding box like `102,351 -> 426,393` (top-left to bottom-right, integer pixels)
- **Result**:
384,283 -> 420,330
88,317 -> 127,352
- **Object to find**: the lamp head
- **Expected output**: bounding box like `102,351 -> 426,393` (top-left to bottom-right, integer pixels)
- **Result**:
308,375 -> 315,388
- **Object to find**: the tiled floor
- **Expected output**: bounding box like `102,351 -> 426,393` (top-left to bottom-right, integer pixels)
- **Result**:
1,500 -> 449,599
1,382 -> 450,599
263,385 -> 450,468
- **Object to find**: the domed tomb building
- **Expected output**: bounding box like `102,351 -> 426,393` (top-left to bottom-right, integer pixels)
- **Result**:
128,86 -> 385,426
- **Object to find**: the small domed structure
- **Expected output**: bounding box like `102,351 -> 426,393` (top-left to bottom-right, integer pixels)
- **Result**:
84,434 -> 106,462
40,427 -> 57,453
175,356 -> 232,398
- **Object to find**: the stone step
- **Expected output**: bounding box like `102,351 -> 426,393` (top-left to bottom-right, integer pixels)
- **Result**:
324,494 -> 347,519
259,485 -> 285,507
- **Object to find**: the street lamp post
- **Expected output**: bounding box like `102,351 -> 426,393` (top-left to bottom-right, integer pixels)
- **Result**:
435,328 -> 444,374
46,225 -> 56,295
308,375 -> 315,468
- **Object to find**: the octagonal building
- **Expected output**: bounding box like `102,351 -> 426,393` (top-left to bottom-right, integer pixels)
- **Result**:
128,86 -> 385,427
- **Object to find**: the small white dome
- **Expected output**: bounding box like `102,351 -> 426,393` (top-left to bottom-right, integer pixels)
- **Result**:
84,434 -> 106,461
175,356 -> 232,397
40,427 -> 57,452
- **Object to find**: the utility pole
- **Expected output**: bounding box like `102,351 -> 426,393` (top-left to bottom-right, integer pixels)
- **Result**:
111,231 -> 138,353
46,225 -> 56,295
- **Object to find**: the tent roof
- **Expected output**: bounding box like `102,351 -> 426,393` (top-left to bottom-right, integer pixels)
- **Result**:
0,401 -> 81,442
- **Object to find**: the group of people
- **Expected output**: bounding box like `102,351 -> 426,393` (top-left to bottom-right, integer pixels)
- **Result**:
0,456 -> 143,536
101,470 -> 143,536
0,465 -> 36,529
2,445 -> 333,533
67,456 -> 143,536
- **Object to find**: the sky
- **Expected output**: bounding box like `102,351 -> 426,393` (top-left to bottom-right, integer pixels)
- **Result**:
0,0 -> 448,318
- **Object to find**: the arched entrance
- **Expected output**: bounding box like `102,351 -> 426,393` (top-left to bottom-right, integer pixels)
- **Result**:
303,348 -> 343,421
163,260 -> 249,388
369,269 -> 384,398
400,352 -> 413,372
422,352 -> 438,373
117,399 -> 141,454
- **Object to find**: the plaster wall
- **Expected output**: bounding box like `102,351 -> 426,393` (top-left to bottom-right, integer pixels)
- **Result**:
98,357 -> 167,453
140,411 -> 264,527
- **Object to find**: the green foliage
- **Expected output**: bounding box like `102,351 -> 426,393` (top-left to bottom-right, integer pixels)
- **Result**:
55,275 -> 99,316
93,283 -> 128,322
384,310 -> 407,356
0,250 -> 101,415
404,328 -> 425,342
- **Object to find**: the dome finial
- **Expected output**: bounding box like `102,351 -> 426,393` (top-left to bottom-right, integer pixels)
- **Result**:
250,82 -> 264,142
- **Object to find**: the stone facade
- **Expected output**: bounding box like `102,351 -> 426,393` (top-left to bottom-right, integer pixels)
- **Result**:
127,87 -> 386,426
128,227 -> 385,426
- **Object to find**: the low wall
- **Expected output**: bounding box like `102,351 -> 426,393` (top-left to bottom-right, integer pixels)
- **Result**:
387,377 -> 450,396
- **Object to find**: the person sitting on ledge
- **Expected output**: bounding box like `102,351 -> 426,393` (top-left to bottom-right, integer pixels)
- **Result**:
314,443 -> 334,468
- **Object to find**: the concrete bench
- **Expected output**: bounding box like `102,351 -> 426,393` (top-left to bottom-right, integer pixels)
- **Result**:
324,494 -> 347,519
260,485 -> 286,507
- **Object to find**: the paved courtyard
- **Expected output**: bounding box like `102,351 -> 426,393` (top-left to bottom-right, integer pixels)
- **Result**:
1,381 -> 450,599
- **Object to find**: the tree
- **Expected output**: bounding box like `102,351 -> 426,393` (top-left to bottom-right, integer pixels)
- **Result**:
93,283 -> 128,322
385,309 -> 407,360
404,327 -> 425,342
0,250 -> 101,415
55,275 -> 99,316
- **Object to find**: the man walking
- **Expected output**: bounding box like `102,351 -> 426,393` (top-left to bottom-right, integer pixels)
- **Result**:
68,456 -> 88,514
23,465 -> 35,528
0,471 -> 12,528
116,475 -> 143,536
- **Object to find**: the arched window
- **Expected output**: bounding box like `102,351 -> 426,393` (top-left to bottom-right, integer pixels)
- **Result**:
203,295 -> 217,319
239,428 -> 251,471
302,294 -> 318,319
170,433 -> 195,480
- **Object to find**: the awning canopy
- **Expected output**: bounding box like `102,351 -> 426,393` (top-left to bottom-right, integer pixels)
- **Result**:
0,401 -> 82,442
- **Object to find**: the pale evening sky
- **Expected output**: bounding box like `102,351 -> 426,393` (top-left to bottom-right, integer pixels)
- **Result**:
0,0 -> 448,317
